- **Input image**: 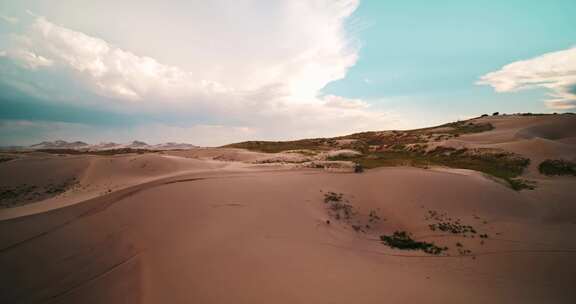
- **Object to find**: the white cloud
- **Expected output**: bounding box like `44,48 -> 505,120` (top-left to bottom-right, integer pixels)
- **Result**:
323,94 -> 369,109
6,1 -> 359,103
0,2 -> 408,145
477,46 -> 576,109
0,14 -> 19,24
6,17 -> 229,100
5,49 -> 53,69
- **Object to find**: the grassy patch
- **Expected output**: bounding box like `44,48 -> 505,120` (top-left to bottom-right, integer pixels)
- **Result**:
440,121 -> 494,134
330,147 -> 530,190
508,178 -> 537,190
0,178 -> 79,208
539,159 -> 576,176
380,231 -> 447,255
225,139 -> 332,153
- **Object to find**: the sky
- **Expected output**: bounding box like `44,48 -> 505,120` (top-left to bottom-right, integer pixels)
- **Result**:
0,0 -> 575,146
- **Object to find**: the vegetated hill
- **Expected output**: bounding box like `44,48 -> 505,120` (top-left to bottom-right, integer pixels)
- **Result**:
226,113 -> 576,190
225,117 -> 495,153
226,113 -> 575,153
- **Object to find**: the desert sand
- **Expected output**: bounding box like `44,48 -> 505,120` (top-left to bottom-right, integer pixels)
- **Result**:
1,114 -> 575,304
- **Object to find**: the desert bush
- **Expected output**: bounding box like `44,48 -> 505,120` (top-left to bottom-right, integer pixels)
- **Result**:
380,231 -> 447,255
323,192 -> 343,203
508,178 -> 537,190
539,159 -> 576,176
323,192 -> 354,220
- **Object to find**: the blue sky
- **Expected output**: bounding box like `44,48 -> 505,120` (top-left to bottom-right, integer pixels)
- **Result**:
0,0 -> 575,146
324,0 -> 576,120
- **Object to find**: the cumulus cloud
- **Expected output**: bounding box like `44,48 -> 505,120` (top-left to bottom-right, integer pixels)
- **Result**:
478,46 -> 576,109
4,49 -> 53,69
0,1 -> 406,145
5,17 -> 229,100
6,1 -> 359,103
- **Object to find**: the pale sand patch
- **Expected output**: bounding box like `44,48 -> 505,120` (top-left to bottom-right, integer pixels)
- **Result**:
1,164 -> 575,303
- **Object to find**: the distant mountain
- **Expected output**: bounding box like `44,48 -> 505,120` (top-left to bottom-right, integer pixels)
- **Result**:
27,140 -> 197,151
30,140 -> 89,150
90,142 -> 123,150
127,140 -> 149,148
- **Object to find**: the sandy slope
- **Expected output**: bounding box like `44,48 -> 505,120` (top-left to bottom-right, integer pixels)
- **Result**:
0,153 -> 228,220
1,167 -> 575,303
1,115 -> 575,304
438,115 -> 576,176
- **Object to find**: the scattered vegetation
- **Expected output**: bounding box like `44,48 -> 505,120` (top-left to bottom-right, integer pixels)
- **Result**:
229,118 -> 535,190
380,231 -> 447,255
429,221 -> 476,235
322,192 -> 385,233
538,159 -> 576,176
0,178 -> 79,208
323,191 -> 343,203
331,147 -> 531,190
368,210 -> 381,223
507,178 -> 537,190
225,138 -> 332,153
227,120 -> 495,154
441,121 -> 494,134
518,112 -> 551,116
423,209 -> 497,257
323,192 -> 354,220
425,209 -> 484,236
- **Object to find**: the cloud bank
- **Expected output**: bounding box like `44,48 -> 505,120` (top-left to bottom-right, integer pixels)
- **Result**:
478,46 -> 576,110
0,1 -> 405,145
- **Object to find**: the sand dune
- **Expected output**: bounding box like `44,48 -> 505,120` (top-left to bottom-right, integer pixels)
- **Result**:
437,115 -> 576,175
1,115 -> 575,303
454,114 -> 576,144
0,153 -> 229,220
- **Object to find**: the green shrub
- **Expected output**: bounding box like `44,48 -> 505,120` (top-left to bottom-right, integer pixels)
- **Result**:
380,231 -> 447,255
507,178 -> 536,190
539,159 -> 576,176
